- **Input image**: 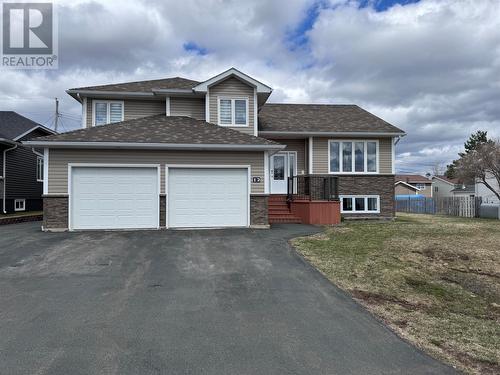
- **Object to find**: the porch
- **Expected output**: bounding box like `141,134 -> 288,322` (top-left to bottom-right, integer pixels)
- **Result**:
268,175 -> 341,225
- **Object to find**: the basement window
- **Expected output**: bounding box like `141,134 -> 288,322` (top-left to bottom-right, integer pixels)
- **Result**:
340,195 -> 380,213
14,199 -> 26,212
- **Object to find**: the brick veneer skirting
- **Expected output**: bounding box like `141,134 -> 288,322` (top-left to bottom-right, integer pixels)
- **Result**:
250,195 -> 269,226
160,195 -> 166,227
336,175 -> 395,217
43,195 -> 68,231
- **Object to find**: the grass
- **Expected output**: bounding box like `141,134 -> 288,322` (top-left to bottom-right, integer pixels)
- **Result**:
292,213 -> 500,374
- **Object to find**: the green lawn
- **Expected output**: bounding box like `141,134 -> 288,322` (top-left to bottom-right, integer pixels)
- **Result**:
292,213 -> 500,375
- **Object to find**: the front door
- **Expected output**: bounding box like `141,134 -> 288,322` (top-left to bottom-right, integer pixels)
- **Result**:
270,152 -> 297,194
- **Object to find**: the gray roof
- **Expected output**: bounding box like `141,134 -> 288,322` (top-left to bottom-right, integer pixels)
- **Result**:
69,77 -> 199,93
0,111 -> 54,141
32,115 -> 280,147
451,185 -> 476,193
258,104 -> 405,134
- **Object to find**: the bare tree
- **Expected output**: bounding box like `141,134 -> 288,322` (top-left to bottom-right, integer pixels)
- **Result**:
431,162 -> 445,177
455,140 -> 500,201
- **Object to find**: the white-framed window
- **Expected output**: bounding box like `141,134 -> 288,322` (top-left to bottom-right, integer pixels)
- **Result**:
14,199 -> 26,212
340,195 -> 380,213
36,156 -> 43,182
328,140 -> 378,174
93,100 -> 124,126
415,183 -> 426,190
218,97 -> 248,126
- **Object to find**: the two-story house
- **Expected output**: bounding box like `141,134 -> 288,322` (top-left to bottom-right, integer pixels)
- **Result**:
26,68 -> 405,231
395,174 -> 432,198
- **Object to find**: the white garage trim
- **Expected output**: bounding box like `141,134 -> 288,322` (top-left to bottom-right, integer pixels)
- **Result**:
68,163 -> 161,231
165,164 -> 251,229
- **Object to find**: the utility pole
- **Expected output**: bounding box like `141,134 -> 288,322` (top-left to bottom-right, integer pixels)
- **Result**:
54,97 -> 60,132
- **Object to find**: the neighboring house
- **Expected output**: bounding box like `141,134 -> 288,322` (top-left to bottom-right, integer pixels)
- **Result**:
0,112 -> 56,214
475,175 -> 499,204
432,175 -> 480,199
395,174 -> 432,198
25,68 -> 406,231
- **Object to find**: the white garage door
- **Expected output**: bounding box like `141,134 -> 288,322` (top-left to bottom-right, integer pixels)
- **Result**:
71,167 -> 159,230
168,168 -> 248,228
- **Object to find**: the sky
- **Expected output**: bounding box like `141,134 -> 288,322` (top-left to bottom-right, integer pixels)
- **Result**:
1,0 -> 499,175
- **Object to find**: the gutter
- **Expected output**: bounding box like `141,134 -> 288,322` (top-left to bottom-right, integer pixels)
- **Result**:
258,131 -> 406,137
2,143 -> 18,214
23,141 -> 286,152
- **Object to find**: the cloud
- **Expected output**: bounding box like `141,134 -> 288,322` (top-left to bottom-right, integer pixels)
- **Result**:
1,0 -> 499,174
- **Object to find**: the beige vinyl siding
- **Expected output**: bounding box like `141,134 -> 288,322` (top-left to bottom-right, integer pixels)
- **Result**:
269,139 -> 307,175
312,137 -> 393,174
395,184 -> 417,195
48,149 -> 265,195
170,97 -> 205,120
85,98 -> 165,128
208,77 -> 255,135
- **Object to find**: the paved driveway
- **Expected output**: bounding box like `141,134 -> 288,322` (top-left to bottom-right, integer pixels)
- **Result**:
0,222 -> 455,374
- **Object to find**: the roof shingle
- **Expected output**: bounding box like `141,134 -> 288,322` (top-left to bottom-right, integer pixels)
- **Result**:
69,77 -> 199,93
0,111 -> 54,140
32,115 -> 280,147
259,104 -> 405,134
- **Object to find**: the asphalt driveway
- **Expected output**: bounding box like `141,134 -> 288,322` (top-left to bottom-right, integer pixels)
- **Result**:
0,222 -> 456,374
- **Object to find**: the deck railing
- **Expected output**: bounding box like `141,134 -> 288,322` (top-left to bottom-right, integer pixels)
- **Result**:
287,175 -> 339,202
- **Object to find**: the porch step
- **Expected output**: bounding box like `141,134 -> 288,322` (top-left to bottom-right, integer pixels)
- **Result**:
269,208 -> 292,215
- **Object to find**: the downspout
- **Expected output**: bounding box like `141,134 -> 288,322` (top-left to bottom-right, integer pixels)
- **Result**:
3,144 -> 18,213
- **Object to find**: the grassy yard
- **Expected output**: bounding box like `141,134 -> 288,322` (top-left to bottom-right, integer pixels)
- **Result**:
292,213 -> 500,374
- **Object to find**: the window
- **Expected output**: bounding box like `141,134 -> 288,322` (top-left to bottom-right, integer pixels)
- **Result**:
14,199 -> 25,212
340,196 -> 380,213
218,98 -> 248,126
93,101 -> 124,126
36,157 -> 43,182
434,186 -> 439,192
415,183 -> 426,190
329,140 -> 378,173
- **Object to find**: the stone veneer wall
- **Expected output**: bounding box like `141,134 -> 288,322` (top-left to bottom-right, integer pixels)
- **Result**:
336,175 -> 395,217
250,195 -> 269,226
43,195 -> 68,230
160,195 -> 166,227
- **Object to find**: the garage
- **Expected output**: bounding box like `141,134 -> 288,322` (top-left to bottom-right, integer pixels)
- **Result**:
167,167 -> 249,228
70,166 -> 159,230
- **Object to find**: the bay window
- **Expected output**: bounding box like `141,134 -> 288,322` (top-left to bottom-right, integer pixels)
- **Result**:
340,196 -> 380,213
218,98 -> 248,126
93,101 -> 124,126
329,140 -> 378,173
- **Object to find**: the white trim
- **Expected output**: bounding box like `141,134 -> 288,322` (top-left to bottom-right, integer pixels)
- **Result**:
36,156 -> 44,182
259,131 -> 406,137
165,164 -> 251,229
193,68 -> 272,93
308,137 -> 313,174
24,140 -> 286,151
395,181 -> 420,191
68,163 -> 161,231
82,97 -> 87,128
253,88 -> 258,136
92,100 -> 124,127
264,151 -> 269,194
328,139 -> 379,174
217,96 -> 249,127
43,148 -> 49,195
13,125 -> 56,141
391,136 -> 396,174
340,195 -> 380,214
205,91 -> 210,122
165,96 -> 171,116
14,199 -> 26,212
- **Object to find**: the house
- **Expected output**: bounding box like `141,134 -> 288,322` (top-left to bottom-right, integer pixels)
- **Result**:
395,174 -> 432,198
25,68 -> 406,231
432,175 -> 476,199
0,112 -> 56,214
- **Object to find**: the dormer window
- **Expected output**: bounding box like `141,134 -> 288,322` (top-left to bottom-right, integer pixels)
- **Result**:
93,100 -> 124,126
218,97 -> 248,126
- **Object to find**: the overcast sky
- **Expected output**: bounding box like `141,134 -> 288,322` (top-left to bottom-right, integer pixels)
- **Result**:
1,0 -> 499,174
